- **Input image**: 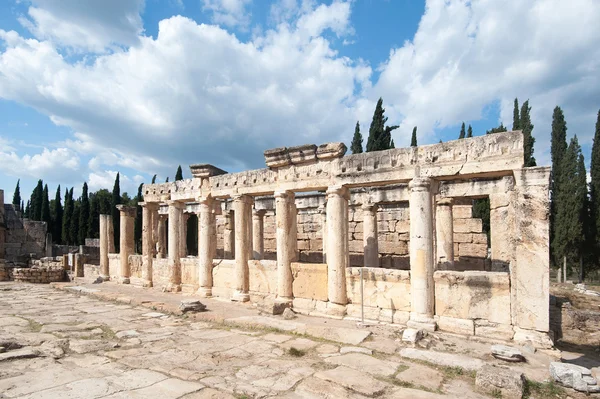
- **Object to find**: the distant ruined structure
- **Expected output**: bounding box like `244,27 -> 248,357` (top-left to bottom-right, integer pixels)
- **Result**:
1,131 -> 553,347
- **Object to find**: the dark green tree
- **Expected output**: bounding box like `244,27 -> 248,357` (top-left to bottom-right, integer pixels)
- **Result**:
78,182 -> 90,244
390,138 -> 395,148
366,98 -> 398,151
410,127 -> 417,147
512,98 -> 520,130
70,198 -> 80,246
550,106 -> 568,266
458,122 -> 466,139
51,185 -> 63,244
486,123 -> 508,134
41,184 -> 50,227
96,189 -> 112,214
466,125 -> 473,138
520,100 -> 536,166
111,173 -> 121,251
472,198 -> 490,244
589,110 -> 600,273
134,184 -> 143,253
12,179 -> 21,210
165,177 -> 169,183
175,166 -> 183,181
350,121 -> 363,154
20,200 -> 24,217
61,187 -> 72,245
87,192 -> 99,239
30,180 -> 43,220
151,174 -> 157,184
553,136 -> 586,272
24,200 -> 30,218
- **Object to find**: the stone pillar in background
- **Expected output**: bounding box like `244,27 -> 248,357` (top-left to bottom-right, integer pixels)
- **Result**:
0,189 -> 4,259
179,212 -> 189,258
246,202 -> 254,260
362,203 -> 379,268
141,202 -> 158,287
197,197 -> 215,297
223,210 -> 235,259
99,214 -> 110,280
232,195 -> 252,302
117,205 -> 136,284
319,204 -> 327,263
408,177 -> 436,331
74,253 -> 85,278
152,206 -> 159,257
275,191 -> 295,310
489,193 -> 513,272
157,214 -> 167,258
167,200 -> 183,292
435,198 -> 454,270
45,233 -> 53,258
326,186 -> 349,306
107,216 -> 115,253
252,209 -> 266,260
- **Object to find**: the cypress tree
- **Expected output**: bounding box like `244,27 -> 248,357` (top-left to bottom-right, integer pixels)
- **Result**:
165,177 -> 169,183
486,123 -> 507,134
111,173 -> 121,251
62,188 -> 72,245
79,182 -> 90,244
24,200 -> 30,218
20,200 -> 24,217
458,122 -> 466,139
350,121 -> 363,154
41,184 -> 50,226
175,166 -> 183,181
366,98 -> 398,151
589,110 -> 600,270
466,125 -> 473,138
520,100 -> 536,166
70,198 -> 80,246
151,174 -> 157,184
390,138 -> 395,148
30,180 -> 43,220
550,106 -> 569,266
51,185 -> 63,244
134,184 -> 143,253
88,192 -> 99,239
410,127 -> 417,147
578,152 -> 593,279
12,179 -> 21,210
512,98 -> 520,130
553,136 -> 585,271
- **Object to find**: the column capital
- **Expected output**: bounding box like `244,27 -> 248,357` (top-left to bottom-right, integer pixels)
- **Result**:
361,202 -> 378,212
166,200 -> 185,209
409,177 -> 432,192
274,190 -> 294,199
318,204 -> 326,214
158,214 -> 168,221
116,205 -> 137,217
436,198 -> 453,207
326,185 -> 349,200
252,209 -> 266,218
197,196 -> 213,206
139,202 -> 159,210
232,194 -> 254,205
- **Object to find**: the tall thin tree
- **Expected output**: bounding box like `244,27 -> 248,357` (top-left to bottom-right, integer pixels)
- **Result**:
410,126 -> 417,147
520,100 -> 536,166
466,125 -> 473,138
512,98 -> 520,130
79,182 -> 90,245
51,185 -> 63,244
589,110 -> 600,272
366,98 -> 398,151
61,187 -> 72,245
550,106 -> 568,266
458,122 -> 466,139
350,121 -> 363,154
111,173 -> 121,251
41,184 -> 50,226
175,166 -> 184,181
12,179 -> 21,211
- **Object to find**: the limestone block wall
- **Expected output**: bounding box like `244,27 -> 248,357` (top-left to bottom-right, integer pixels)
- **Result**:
0,265 -> 64,283
3,205 -> 47,263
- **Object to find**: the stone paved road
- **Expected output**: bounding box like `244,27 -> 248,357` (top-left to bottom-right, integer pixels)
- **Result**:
0,282 -> 493,398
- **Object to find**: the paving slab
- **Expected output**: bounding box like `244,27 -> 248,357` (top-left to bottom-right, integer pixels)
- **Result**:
324,353 -> 399,377
399,348 -> 485,371
315,366 -> 390,397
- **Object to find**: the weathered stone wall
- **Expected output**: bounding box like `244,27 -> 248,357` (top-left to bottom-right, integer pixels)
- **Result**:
550,298 -> 600,346
3,205 -> 48,263
0,265 -> 64,283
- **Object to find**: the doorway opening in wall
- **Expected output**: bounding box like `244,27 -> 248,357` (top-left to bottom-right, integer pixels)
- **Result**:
187,214 -> 198,256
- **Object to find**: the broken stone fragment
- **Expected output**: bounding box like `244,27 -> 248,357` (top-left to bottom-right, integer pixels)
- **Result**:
550,362 -> 599,393
401,328 -> 423,344
179,300 -> 206,313
282,307 -> 297,320
476,364 -> 525,399
491,344 -> 525,362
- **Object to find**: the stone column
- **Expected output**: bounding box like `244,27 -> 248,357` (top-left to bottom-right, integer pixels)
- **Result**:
116,205 -> 136,284
275,191 -> 295,309
223,210 -> 235,259
197,197 -> 215,297
179,212 -> 189,258
362,203 -> 379,268
167,200 -> 183,292
252,209 -> 266,260
246,201 -> 254,260
99,214 -> 110,280
232,195 -> 252,302
0,189 -> 4,259
326,186 -> 349,306
408,177 -> 436,330
435,198 -> 454,270
74,253 -> 85,277
157,214 -> 167,258
107,216 -> 115,253
319,204 -> 327,263
152,206 -> 160,257
141,202 -> 158,287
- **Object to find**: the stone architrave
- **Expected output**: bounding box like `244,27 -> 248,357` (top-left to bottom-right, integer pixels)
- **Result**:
99,214 -> 110,280
197,197 -> 215,297
157,214 -> 167,259
275,191 -> 295,307
435,198 -> 454,269
362,203 -> 379,268
408,177 -> 436,330
223,210 -> 235,259
252,209 -> 266,260
141,202 -> 158,287
167,200 -> 183,292
116,205 -> 136,284
232,195 -> 252,302
326,186 -> 349,305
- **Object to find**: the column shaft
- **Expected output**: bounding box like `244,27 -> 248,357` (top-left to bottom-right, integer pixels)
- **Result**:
275,191 -> 295,302
141,203 -> 158,287
252,210 -> 266,260
197,197 -> 215,297
326,186 -> 349,305
435,198 -> 454,270
319,204 -> 327,263
362,203 -> 379,268
117,205 -> 136,284
167,201 -> 183,292
157,215 -> 167,258
99,214 -> 110,280
232,195 -> 252,301
223,210 -> 235,259
179,213 -> 189,258
409,177 -> 436,329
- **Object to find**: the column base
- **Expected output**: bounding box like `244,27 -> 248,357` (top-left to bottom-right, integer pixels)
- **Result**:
197,287 -> 212,298
272,298 -> 293,315
118,277 -> 130,284
167,283 -> 182,292
232,290 -> 250,302
142,280 -> 153,288
100,275 -> 110,282
408,313 -> 437,332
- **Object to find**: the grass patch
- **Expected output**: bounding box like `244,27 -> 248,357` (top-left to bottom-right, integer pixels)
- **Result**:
288,347 -> 305,357
523,379 -> 566,399
98,325 -> 116,340
490,388 -> 502,398
26,319 -> 43,332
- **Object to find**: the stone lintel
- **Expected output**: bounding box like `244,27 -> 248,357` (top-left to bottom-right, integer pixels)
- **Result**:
116,205 -> 137,217
189,163 -> 228,178
264,147 -> 290,168
287,144 -> 317,165
317,142 -> 347,160
439,176 -> 515,198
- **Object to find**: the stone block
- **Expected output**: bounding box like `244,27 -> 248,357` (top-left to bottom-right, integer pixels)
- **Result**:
454,218 -> 483,233
454,233 -> 472,243
459,243 -> 488,258
472,233 -> 488,244
292,262 -> 328,301
402,328 -> 423,343
474,320 -> 515,341
476,364 -> 525,399
437,316 -> 474,335
491,345 -> 524,362
453,205 -> 473,219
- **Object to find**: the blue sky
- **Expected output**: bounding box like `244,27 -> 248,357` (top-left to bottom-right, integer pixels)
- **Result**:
0,0 -> 599,203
